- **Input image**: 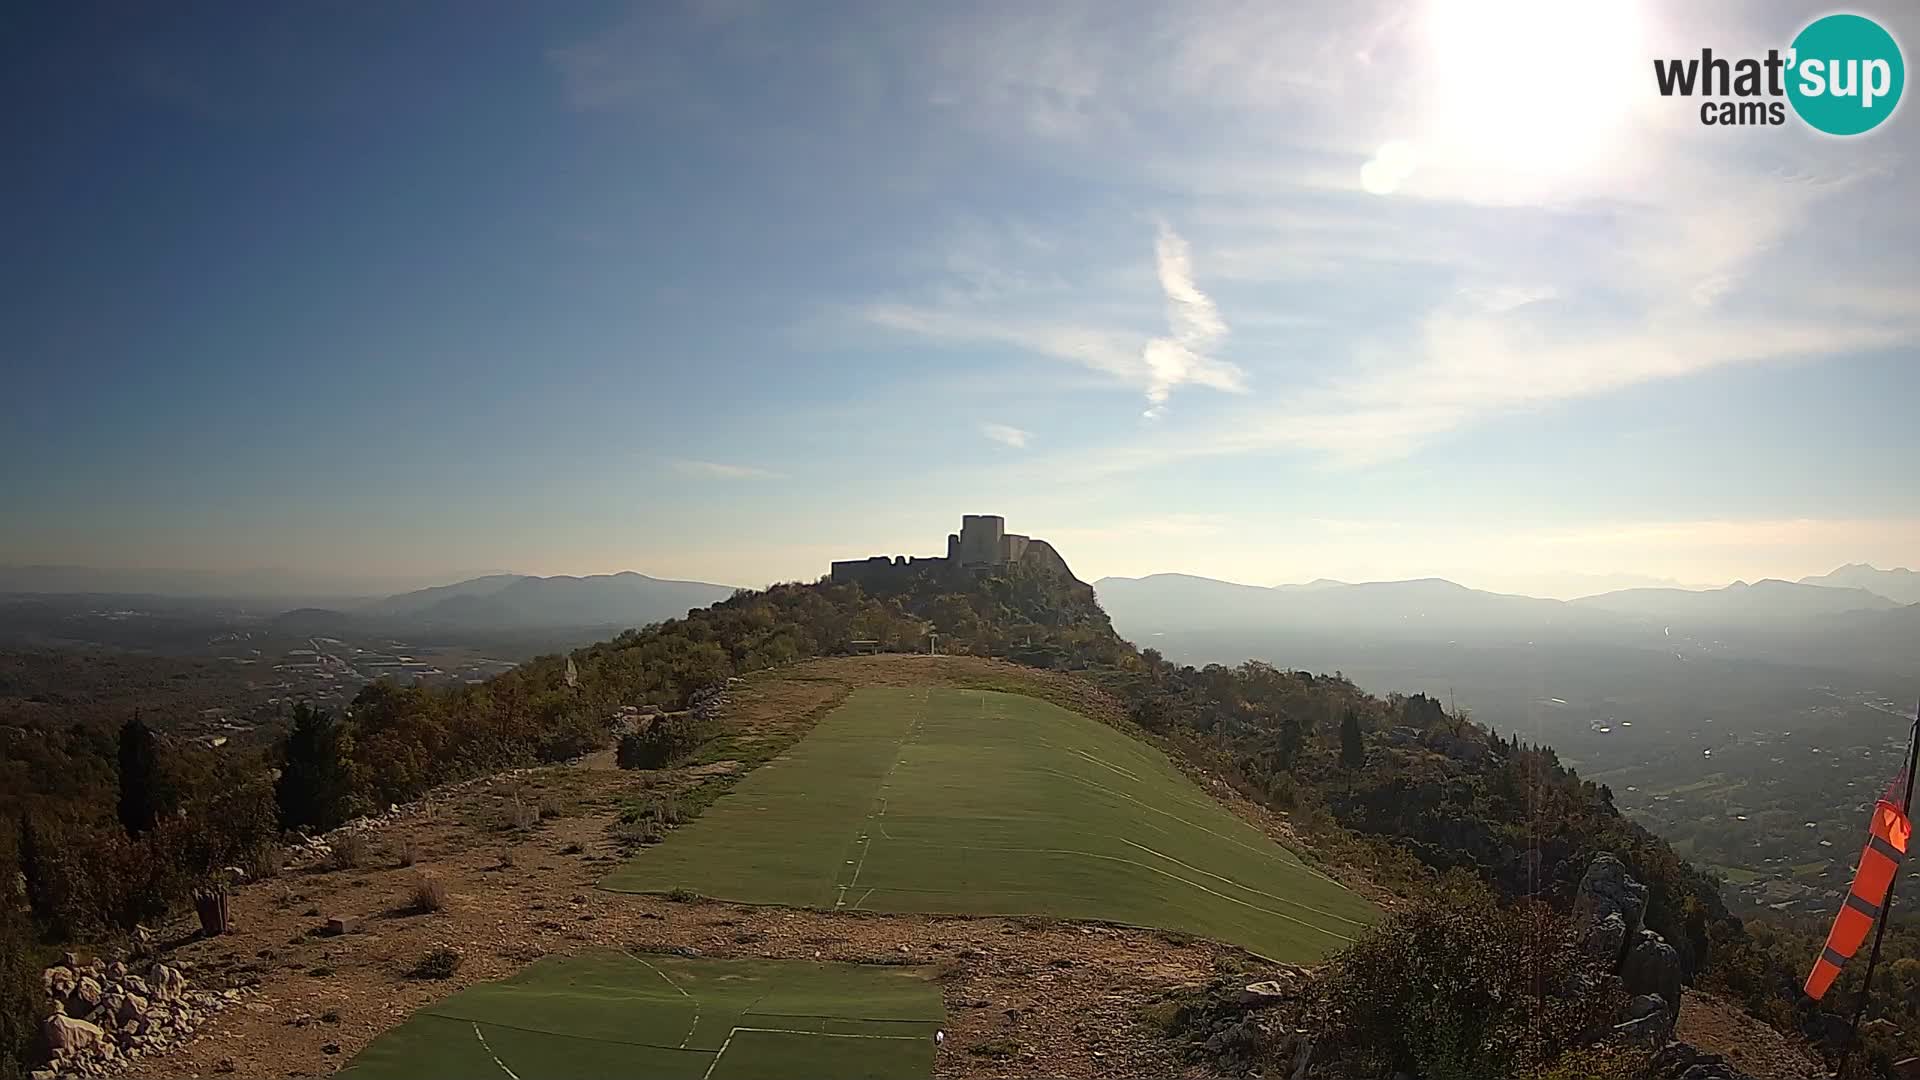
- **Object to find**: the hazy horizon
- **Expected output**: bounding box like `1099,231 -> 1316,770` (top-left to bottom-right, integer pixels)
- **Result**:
6,2 -> 1917,601
4,545 -> 1913,603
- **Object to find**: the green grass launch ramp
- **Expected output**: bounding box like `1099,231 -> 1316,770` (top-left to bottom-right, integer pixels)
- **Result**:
605,686 -> 1375,961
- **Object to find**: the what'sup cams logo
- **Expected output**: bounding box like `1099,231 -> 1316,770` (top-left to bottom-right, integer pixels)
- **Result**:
1654,12 -> 1905,134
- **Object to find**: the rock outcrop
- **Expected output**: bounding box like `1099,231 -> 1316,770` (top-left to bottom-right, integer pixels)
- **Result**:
1572,853 -> 1648,967
1650,1040 -> 1761,1080
1622,929 -> 1684,1016
1574,852 -> 1684,1045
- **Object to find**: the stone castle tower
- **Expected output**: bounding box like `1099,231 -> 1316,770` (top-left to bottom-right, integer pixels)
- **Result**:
830,514 -> 1072,589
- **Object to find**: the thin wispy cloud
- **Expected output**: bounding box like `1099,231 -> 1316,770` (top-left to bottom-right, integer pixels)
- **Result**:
1142,222 -> 1241,419
858,222 -> 1248,418
981,423 -> 1031,449
673,459 -> 786,480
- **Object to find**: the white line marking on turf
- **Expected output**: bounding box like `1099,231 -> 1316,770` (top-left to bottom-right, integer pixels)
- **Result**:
702,1022 -> 931,1080
1031,765 -> 1339,882
735,1025 -> 928,1041
472,1023 -> 523,1080
625,951 -> 701,1048
736,1025 -> 926,1040
701,1029 -> 736,1080
895,841 -> 1360,941
836,692 -> 923,908
1116,838 -> 1370,926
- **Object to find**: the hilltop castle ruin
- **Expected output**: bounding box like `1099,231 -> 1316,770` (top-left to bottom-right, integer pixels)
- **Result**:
830,515 -> 1075,590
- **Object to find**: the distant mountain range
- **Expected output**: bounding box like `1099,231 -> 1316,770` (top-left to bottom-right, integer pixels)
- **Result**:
352,572 -> 739,630
0,564 -> 474,603
1091,573 -> 1570,633
1569,578 -> 1901,620
1799,564 -> 1920,606
1094,567 -> 1916,676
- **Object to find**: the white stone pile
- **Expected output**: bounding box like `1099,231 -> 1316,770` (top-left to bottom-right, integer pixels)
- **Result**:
35,957 -> 249,1079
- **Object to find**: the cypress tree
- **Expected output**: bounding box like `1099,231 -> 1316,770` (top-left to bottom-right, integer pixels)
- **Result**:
117,715 -> 162,837
275,704 -> 356,833
1339,707 -> 1365,769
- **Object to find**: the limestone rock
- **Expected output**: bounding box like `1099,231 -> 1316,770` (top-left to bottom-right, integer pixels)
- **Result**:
1235,980 -> 1291,1008
149,963 -> 186,1003
67,975 -> 102,1019
1573,853 -> 1648,964
1864,1016 -> 1903,1038
1581,912 -> 1628,967
1650,1041 -> 1758,1080
1622,929 -> 1683,1012
1613,993 -> 1675,1046
43,1003 -> 107,1055
42,966 -> 74,997
116,992 -> 151,1035
1614,1012 -> 1666,1047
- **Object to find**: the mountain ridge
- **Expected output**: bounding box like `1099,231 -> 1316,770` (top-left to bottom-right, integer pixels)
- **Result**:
356,571 -> 740,630
1798,563 -> 1920,605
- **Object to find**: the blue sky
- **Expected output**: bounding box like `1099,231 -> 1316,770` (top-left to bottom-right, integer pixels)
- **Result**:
4,0 -> 1917,597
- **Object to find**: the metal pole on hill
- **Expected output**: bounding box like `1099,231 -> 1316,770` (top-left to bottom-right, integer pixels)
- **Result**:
1838,701 -> 1920,1077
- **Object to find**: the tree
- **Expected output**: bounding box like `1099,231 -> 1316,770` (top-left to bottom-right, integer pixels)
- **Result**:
1340,707 -> 1366,769
116,715 -> 161,837
14,813 -> 49,926
275,704 -> 357,833
0,892 -> 42,1080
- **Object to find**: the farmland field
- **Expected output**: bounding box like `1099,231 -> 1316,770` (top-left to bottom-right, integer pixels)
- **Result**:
340,951 -> 944,1080
604,686 -> 1375,961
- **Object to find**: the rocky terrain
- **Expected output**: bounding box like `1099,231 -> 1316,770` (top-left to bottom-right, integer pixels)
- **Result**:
34,954 -> 252,1079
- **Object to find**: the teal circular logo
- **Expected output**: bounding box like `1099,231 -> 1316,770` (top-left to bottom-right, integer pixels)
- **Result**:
1787,14 -> 1905,135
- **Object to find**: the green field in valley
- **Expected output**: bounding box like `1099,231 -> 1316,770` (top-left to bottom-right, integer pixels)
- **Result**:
340,951 -> 944,1080
604,687 -> 1375,961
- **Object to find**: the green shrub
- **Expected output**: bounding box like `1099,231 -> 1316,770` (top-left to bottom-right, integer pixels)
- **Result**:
0,899 -> 45,1080
1323,884 -> 1620,1080
410,873 -> 447,914
967,1038 -> 1021,1060
616,715 -> 711,770
502,796 -> 537,832
328,833 -> 366,871
1524,1041 -> 1653,1080
409,947 -> 462,980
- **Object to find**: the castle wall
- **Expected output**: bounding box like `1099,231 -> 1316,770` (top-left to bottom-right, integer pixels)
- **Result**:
830,516 -> 1077,590
1016,539 -> 1074,579
1003,534 -> 1030,563
830,554 -> 956,591
958,514 -> 1005,566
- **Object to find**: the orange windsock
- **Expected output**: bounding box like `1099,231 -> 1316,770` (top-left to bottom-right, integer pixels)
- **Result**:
1805,798 -> 1912,1001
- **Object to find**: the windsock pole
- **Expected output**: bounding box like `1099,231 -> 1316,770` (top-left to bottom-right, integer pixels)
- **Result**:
1839,702 -> 1920,1075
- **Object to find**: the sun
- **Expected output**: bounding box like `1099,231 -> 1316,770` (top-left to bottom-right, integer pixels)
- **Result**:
1418,0 -> 1650,189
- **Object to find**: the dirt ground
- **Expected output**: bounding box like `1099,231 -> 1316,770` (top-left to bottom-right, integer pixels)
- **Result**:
118,657 -> 1266,1079
1676,991 -> 1826,1080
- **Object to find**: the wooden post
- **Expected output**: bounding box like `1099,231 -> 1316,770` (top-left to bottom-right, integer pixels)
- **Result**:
194,885 -> 230,937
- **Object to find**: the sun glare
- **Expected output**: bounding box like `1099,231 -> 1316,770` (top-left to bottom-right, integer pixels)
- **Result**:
1416,0 -> 1649,192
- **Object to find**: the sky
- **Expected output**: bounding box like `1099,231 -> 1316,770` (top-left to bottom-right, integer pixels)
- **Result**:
4,1 -> 1918,599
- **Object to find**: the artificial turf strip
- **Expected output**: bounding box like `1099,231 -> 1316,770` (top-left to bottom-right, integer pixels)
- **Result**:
338,951 -> 944,1080
602,686 -> 1377,962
